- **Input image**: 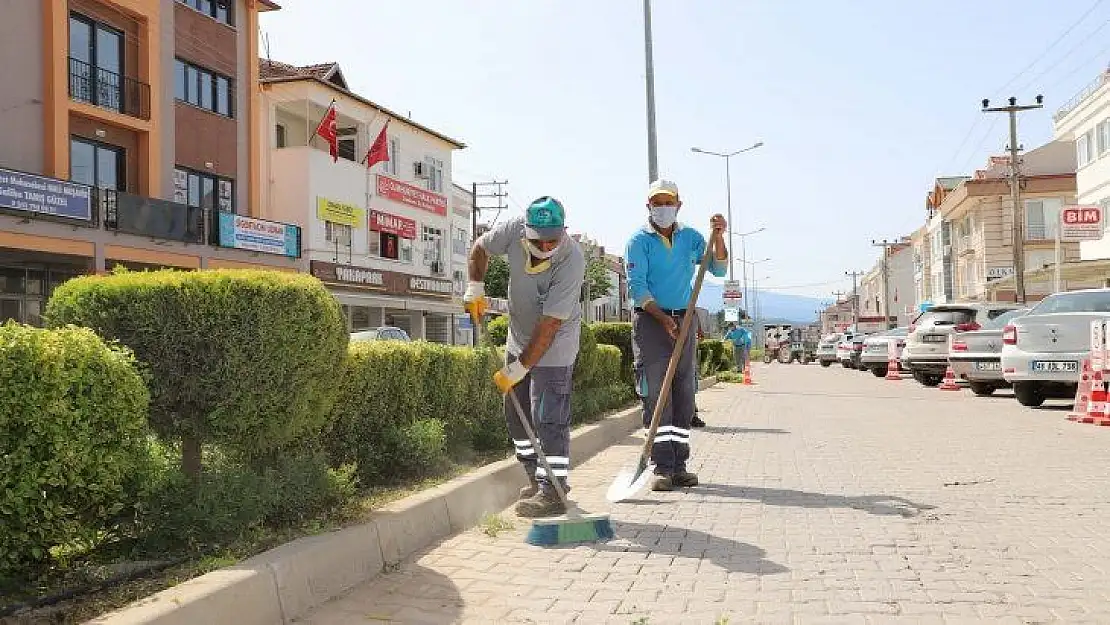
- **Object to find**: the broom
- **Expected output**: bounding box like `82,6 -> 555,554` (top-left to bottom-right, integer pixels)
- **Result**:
606,235 -> 716,503
470,299 -> 614,545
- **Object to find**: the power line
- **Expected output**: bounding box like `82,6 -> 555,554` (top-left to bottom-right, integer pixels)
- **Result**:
1013,12 -> 1110,95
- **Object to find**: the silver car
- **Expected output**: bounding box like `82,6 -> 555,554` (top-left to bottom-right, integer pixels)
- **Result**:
817,333 -> 841,367
860,328 -> 909,377
1001,289 -> 1110,407
902,303 -> 1020,386
948,308 -> 1028,396
351,326 -> 412,342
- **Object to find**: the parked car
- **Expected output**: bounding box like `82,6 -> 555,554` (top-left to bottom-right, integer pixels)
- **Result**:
948,308 -> 1029,396
836,332 -> 859,367
1001,289 -> 1110,407
848,334 -> 871,370
902,303 -> 1021,386
860,327 -> 909,377
351,326 -> 412,342
817,333 -> 842,367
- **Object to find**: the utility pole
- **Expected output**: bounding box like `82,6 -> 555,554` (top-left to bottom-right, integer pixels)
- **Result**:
982,95 -> 1044,304
643,0 -> 658,182
845,271 -> 864,331
469,180 -> 508,347
872,239 -> 898,329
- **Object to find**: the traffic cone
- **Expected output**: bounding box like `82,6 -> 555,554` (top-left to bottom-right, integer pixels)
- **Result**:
742,362 -> 755,386
1082,371 -> 1107,424
937,365 -> 961,391
1067,358 -> 1092,422
885,355 -> 902,381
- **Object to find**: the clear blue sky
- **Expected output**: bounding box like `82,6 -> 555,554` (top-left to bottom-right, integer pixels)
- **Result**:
261,0 -> 1107,298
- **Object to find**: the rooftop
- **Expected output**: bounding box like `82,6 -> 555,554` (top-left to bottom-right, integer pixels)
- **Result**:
1054,66 -> 1110,122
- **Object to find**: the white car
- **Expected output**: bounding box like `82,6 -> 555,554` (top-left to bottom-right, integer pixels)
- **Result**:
860,327 -> 909,377
817,333 -> 841,367
1001,289 -> 1110,407
902,303 -> 1020,386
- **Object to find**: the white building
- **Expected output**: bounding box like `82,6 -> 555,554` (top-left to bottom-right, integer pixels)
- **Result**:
257,60 -> 466,343
450,183 -> 474,344
1054,66 -> 1110,260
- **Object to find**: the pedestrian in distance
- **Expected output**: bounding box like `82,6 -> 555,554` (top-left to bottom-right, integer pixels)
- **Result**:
625,179 -> 729,492
725,321 -> 753,371
463,197 -> 586,518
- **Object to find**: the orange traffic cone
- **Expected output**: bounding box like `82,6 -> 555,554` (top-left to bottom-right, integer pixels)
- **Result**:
742,362 -> 755,385
1082,371 -> 1107,424
1067,359 -> 1092,422
885,355 -> 902,381
938,365 -> 961,391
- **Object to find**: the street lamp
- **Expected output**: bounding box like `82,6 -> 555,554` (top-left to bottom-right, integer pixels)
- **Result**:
691,141 -> 764,284
731,227 -> 767,307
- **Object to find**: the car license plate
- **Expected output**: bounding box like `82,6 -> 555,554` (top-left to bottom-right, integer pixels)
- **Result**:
922,334 -> 946,343
974,361 -> 1001,371
1031,360 -> 1078,373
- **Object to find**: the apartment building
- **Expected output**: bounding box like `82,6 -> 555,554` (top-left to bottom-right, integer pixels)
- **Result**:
1054,66 -> 1110,263
910,225 -> 931,311
449,183 -> 474,344
0,0 -> 302,326
257,60 -> 467,343
858,238 -> 913,329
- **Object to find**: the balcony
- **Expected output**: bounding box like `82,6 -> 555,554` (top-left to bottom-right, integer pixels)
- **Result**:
69,57 -> 151,121
101,188 -> 204,244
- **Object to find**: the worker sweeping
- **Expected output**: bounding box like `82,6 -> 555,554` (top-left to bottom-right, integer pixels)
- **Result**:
725,321 -> 753,372
626,179 -> 728,492
464,196 -> 586,518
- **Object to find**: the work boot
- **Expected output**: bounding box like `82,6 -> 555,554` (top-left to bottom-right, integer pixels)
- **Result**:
515,486 -> 566,518
691,414 -> 706,428
519,477 -> 539,500
672,471 -> 699,488
651,475 -> 674,492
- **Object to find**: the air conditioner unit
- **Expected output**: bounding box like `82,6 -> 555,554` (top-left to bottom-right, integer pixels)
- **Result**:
413,162 -> 428,178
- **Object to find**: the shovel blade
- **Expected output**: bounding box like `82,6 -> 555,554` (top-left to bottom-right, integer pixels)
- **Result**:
606,464 -> 652,503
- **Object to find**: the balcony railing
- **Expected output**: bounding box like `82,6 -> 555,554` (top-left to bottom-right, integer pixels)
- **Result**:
68,57 -> 151,121
101,188 -> 205,244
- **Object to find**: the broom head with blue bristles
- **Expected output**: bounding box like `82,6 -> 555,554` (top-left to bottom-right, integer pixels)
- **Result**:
525,511 -> 615,546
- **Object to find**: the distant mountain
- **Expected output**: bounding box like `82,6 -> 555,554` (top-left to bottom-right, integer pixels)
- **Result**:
697,281 -> 828,323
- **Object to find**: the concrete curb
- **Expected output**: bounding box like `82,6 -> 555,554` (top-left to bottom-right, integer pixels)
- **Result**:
88,377 -> 719,625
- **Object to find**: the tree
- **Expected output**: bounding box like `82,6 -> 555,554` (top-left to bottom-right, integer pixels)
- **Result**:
585,257 -> 613,300
485,255 -> 509,298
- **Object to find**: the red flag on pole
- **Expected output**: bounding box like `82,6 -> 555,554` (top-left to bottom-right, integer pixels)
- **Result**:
364,119 -> 390,169
314,100 -> 339,162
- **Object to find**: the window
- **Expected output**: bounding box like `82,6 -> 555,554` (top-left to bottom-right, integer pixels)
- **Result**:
174,167 -> 234,213
422,226 -> 444,271
380,232 -> 399,259
70,137 -> 124,190
1030,290 -> 1110,314
1025,198 -> 1063,240
1077,130 -> 1094,167
177,0 -> 234,26
275,124 -> 287,148
337,129 -> 357,162
69,13 -> 124,113
1099,120 -> 1110,155
424,157 -> 444,193
453,226 -> 469,255
325,221 -> 352,247
174,58 -> 234,118
387,137 -> 399,175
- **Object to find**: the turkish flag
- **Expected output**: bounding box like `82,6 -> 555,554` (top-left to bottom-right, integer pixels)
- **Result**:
314,100 -> 339,162
365,119 -> 390,169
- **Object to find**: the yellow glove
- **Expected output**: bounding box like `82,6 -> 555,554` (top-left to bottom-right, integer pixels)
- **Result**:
463,281 -> 487,325
493,360 -> 529,394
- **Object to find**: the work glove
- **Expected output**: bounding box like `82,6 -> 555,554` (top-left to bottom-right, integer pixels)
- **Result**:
463,281 -> 487,324
493,360 -> 529,394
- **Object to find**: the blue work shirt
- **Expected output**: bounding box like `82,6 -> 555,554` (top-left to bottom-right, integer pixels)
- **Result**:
625,222 -> 728,311
725,327 -> 751,348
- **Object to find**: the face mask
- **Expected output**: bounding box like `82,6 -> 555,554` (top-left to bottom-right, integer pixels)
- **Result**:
649,205 -> 678,229
524,238 -> 559,259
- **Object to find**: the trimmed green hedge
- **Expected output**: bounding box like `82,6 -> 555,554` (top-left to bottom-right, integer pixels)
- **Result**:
698,339 -> 735,375
0,323 -> 152,574
45,269 -> 349,476
593,322 -> 634,388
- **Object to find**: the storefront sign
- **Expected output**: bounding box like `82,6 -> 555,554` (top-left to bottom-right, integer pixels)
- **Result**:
986,266 -> 1014,282
311,260 -> 453,299
376,175 -> 448,216
316,197 -> 364,228
369,210 -> 417,239
0,167 -> 92,222
216,212 -> 301,257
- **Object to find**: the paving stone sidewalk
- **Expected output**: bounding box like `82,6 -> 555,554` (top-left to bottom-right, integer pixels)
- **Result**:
298,364 -> 1110,624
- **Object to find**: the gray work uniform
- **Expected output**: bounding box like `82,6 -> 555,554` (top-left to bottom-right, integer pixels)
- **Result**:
477,217 -> 585,488
632,310 -> 697,474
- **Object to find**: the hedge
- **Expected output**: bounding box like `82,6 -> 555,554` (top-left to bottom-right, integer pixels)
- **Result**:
0,323 -> 152,574
592,322 -> 634,388
698,339 -> 735,375
45,269 -> 348,477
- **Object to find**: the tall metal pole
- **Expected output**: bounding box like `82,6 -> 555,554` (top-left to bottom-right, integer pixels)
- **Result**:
846,270 -> 864,330
726,157 -> 736,283
643,0 -> 658,182
982,96 -> 1043,304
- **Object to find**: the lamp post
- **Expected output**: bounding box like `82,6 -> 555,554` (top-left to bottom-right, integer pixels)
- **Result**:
691,142 -> 764,283
731,227 -> 767,309
744,257 -> 771,322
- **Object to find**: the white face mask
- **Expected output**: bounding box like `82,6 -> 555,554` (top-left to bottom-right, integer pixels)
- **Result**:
524,238 -> 560,259
649,205 -> 678,229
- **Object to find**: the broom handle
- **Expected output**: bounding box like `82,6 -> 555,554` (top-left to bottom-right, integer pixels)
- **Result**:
638,235 -> 717,467
508,390 -> 571,508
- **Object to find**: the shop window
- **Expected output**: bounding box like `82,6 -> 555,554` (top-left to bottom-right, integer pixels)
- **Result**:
381,232 -> 399,260
325,221 -> 352,246
175,167 -> 234,213
351,306 -> 370,330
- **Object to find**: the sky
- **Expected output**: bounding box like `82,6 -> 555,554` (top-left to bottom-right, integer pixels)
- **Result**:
260,0 -> 1109,299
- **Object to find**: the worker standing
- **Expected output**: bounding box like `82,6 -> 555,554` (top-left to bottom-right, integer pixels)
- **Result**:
724,322 -> 753,371
463,197 -> 586,517
625,180 -> 729,491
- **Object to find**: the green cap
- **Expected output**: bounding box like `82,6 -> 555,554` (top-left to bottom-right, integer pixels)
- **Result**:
525,196 -> 566,240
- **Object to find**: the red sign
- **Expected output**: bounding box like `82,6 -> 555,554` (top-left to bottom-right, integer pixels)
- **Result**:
1061,205 -> 1104,242
369,210 -> 417,239
376,175 -> 447,216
